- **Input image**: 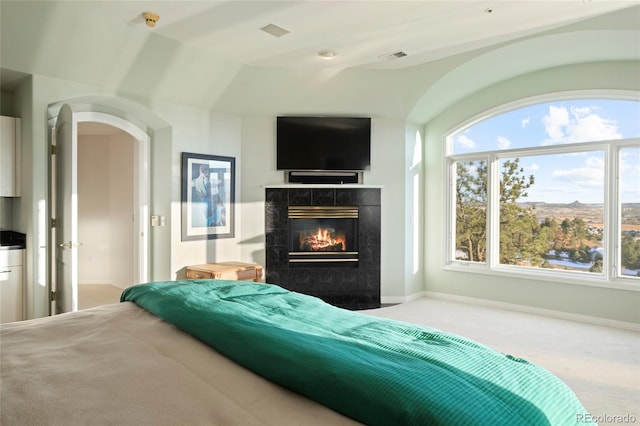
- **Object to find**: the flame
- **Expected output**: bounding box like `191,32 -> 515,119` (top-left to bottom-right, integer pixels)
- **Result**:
300,227 -> 346,251
317,228 -> 330,244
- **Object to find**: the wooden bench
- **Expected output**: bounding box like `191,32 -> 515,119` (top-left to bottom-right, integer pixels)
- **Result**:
186,261 -> 263,282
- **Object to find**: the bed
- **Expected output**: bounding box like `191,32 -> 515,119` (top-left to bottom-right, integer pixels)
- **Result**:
1,280 -> 589,425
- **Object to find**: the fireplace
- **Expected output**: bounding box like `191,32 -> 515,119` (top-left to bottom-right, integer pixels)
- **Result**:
265,187 -> 381,310
288,206 -> 358,263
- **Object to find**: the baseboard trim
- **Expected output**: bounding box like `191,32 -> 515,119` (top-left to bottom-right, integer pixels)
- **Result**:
422,291 -> 640,332
381,292 -> 426,305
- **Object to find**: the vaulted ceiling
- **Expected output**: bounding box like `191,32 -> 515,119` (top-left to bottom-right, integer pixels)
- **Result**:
26,1 -> 636,70
2,1 -> 639,121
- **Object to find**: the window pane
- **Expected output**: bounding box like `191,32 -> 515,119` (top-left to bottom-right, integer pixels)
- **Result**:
498,152 -> 604,273
451,99 -> 640,154
620,147 -> 640,278
455,160 -> 487,263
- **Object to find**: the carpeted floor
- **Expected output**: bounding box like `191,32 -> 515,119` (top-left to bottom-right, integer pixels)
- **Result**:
78,284 -> 124,310
364,297 -> 640,425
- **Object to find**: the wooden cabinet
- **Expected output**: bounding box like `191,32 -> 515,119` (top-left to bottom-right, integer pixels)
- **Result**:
186,261 -> 263,282
0,249 -> 24,323
0,115 -> 20,197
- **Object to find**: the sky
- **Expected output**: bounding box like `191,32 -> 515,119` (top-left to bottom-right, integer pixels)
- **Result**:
452,99 -> 640,204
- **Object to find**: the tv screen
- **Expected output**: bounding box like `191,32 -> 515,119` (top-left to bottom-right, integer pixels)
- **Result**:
277,116 -> 371,171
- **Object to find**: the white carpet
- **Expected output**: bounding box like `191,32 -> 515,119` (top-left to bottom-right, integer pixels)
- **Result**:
78,284 -> 123,310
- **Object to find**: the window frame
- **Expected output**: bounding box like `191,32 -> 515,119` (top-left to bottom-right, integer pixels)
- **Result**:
443,92 -> 640,291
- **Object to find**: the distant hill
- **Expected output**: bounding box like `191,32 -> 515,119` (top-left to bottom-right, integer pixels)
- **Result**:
566,200 -> 585,208
518,201 -> 622,208
516,202 -> 640,228
519,202 -> 640,208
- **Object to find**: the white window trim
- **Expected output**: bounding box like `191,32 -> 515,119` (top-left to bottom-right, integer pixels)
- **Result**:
443,93 -> 640,292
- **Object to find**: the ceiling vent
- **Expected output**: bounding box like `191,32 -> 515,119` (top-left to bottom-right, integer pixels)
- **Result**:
260,23 -> 290,38
380,51 -> 408,61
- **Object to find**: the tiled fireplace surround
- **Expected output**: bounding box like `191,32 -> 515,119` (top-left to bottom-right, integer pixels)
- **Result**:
265,187 -> 381,310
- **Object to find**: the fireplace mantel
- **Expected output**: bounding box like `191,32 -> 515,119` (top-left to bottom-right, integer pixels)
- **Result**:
264,184 -> 383,189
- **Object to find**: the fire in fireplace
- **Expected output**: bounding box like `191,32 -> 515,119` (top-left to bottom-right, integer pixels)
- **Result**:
299,227 -> 345,252
288,206 -> 358,263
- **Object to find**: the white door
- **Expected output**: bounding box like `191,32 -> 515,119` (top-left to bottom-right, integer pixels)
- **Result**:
55,104 -> 79,313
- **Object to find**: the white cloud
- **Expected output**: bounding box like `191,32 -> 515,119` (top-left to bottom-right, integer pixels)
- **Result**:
572,106 -> 592,116
619,149 -> 640,173
551,166 -> 604,190
620,149 -> 640,203
585,155 -> 604,168
525,163 -> 539,171
521,116 -> 530,128
455,134 -> 475,150
570,112 -> 620,142
542,105 -> 621,145
551,154 -> 605,191
543,105 -> 570,143
497,136 -> 510,149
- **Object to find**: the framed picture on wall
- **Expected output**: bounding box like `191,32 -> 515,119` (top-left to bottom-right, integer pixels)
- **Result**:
181,152 -> 235,240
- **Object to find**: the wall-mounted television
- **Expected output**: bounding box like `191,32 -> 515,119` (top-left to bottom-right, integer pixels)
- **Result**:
276,116 -> 371,171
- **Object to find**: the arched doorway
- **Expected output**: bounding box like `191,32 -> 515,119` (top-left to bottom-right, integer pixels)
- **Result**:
49,107 -> 150,313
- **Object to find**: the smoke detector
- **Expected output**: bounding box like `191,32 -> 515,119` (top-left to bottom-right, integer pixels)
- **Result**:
143,12 -> 159,27
379,51 -> 408,61
260,23 -> 290,38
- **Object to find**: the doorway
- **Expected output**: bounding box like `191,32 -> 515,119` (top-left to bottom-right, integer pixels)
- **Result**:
77,122 -> 135,309
50,109 -> 150,314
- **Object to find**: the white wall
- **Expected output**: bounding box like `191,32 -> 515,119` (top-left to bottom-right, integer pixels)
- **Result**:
14,61 -> 637,319
108,132 -> 134,288
3,74 -> 424,312
0,198 -> 11,229
8,73 -> 245,318
403,122 -> 424,299
170,109 -> 244,278
78,135 -> 112,284
369,118 -> 412,301
423,61 -> 640,324
238,116 -> 277,269
77,131 -> 135,288
0,88 -> 16,228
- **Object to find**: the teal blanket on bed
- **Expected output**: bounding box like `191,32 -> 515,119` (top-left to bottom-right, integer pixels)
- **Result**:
121,280 -> 588,426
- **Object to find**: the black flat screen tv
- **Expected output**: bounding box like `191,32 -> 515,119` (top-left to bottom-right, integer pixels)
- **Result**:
277,116 -> 371,171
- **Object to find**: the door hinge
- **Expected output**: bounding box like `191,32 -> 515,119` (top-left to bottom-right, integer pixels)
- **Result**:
51,218 -> 56,228
50,291 -> 57,302
51,145 -> 57,155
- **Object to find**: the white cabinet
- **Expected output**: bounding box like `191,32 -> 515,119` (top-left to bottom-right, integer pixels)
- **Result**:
0,249 -> 24,323
0,115 -> 21,197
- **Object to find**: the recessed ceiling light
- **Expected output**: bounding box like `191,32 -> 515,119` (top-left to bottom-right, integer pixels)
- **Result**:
260,23 -> 290,38
318,50 -> 337,59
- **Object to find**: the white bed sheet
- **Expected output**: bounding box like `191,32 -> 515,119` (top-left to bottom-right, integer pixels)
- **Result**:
1,302 -> 362,426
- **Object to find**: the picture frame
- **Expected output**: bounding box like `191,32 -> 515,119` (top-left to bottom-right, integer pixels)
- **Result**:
181,152 -> 235,240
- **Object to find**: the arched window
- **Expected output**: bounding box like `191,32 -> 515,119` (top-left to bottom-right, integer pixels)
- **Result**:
445,96 -> 640,285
